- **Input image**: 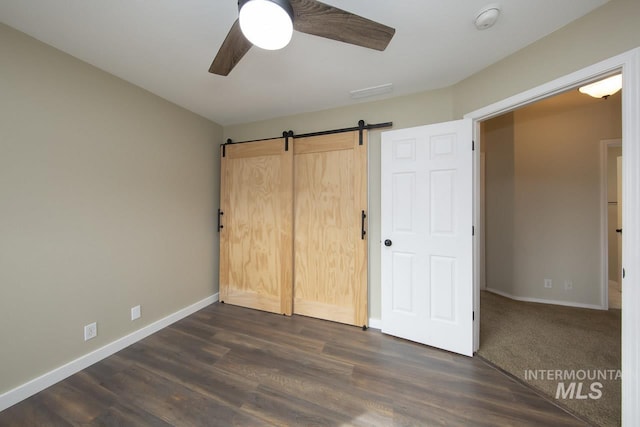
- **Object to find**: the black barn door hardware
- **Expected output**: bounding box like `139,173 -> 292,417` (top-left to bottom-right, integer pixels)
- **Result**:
291,120 -> 392,139
225,121 -> 393,148
361,210 -> 367,240
282,130 -> 294,151
217,209 -> 224,232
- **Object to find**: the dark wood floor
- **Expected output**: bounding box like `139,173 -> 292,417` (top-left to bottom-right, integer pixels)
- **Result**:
0,302 -> 588,426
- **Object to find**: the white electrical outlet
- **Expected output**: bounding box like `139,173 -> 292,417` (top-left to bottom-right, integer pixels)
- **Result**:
544,279 -> 553,289
84,322 -> 97,341
564,280 -> 573,291
131,305 -> 141,320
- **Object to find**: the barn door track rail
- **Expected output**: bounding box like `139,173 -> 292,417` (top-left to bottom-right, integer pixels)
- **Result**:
222,120 -> 393,156
289,120 -> 393,145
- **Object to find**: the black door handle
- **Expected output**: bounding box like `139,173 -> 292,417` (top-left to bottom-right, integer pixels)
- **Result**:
218,209 -> 224,232
384,239 -> 392,247
616,228 -> 622,234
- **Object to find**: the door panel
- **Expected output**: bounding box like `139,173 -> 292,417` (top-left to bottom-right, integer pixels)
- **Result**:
430,256 -> 456,321
381,119 -> 473,356
392,252 -> 415,313
293,130 -> 368,327
219,138 -> 293,315
294,132 -> 355,154
393,173 -> 415,231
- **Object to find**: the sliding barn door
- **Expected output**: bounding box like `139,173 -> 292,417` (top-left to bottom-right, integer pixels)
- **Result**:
219,138 -> 293,315
293,130 -> 368,327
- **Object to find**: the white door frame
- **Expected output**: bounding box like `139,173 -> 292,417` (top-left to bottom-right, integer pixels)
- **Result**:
465,47 -> 640,425
601,138 -> 622,310
479,152 -> 486,291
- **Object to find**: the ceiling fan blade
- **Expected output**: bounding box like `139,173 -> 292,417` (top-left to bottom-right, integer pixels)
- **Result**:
290,0 -> 395,51
209,19 -> 253,76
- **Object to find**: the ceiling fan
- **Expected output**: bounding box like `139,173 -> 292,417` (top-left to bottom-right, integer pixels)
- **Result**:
209,0 -> 396,76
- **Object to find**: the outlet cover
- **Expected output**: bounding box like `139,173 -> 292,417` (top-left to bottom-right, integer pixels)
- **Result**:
84,322 -> 97,341
544,279 -> 553,289
131,305 -> 141,320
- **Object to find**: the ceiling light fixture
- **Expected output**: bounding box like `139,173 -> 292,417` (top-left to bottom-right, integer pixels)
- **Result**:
578,74 -> 622,99
238,0 -> 294,50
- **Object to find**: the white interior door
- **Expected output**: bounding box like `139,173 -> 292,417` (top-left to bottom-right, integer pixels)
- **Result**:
381,119 -> 473,357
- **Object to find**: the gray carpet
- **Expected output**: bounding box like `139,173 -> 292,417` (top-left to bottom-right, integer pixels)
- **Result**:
478,291 -> 621,427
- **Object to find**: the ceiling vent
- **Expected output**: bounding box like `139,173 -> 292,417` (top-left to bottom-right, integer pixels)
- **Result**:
350,83 -> 394,99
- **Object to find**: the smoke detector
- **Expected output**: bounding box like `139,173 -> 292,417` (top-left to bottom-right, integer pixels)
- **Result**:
475,4 -> 501,30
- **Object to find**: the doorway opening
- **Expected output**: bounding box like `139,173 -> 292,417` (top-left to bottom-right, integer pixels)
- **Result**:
476,86 -> 622,426
479,88 -> 621,309
465,44 -> 640,427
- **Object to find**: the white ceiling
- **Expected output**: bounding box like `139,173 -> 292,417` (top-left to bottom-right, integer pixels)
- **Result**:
1,0 -> 608,126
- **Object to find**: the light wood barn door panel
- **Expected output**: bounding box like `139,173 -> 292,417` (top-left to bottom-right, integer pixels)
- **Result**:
293,131 -> 368,327
219,138 -> 293,315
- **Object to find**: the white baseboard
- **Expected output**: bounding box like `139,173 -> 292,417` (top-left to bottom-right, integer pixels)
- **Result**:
485,288 -> 604,310
0,293 -> 219,412
368,318 -> 382,330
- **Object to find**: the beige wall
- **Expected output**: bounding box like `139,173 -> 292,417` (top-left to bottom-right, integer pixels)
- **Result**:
452,0 -> 640,118
483,93 -> 621,305
0,24 -> 222,394
224,89 -> 455,320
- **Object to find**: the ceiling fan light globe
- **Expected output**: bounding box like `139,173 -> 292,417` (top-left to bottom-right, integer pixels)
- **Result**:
239,0 -> 294,50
